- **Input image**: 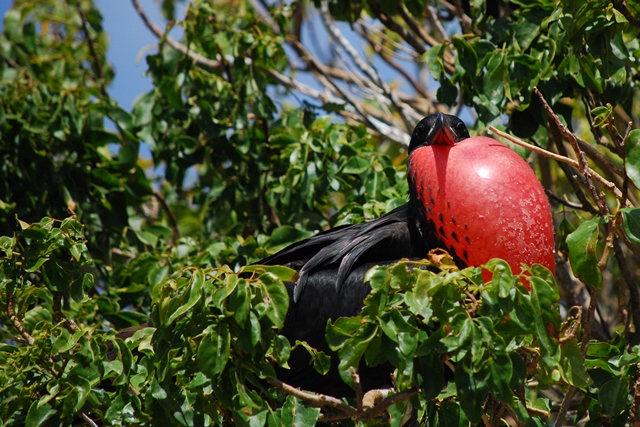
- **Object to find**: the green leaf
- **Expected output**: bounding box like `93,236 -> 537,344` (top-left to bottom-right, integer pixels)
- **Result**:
591,105 -> 613,128
166,269 -> 205,325
484,259 -> 515,297
452,36 -> 478,79
578,55 -> 603,93
342,157 -> 370,174
280,395 -> 320,426
25,402 -> 56,427
197,323 -> 231,378
487,352 -> 513,403
416,352 -> 444,400
558,339 -> 593,388
326,316 -> 362,351
620,208 -> 640,245
62,373 -> 91,418
586,341 -> 620,359
455,353 -> 488,423
228,279 -> 250,325
425,43 -> 447,81
625,130 -> 640,189
336,321 -> 378,387
241,264 -> 297,282
598,378 -> 631,415
268,226 -> 314,249
438,400 -> 470,427
566,217 -> 602,288
313,351 -> 331,376
260,272 -> 289,329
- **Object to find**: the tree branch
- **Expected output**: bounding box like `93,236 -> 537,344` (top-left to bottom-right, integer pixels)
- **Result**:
265,376 -> 418,423
76,0 -> 108,98
7,294 -> 35,345
534,88 -> 610,215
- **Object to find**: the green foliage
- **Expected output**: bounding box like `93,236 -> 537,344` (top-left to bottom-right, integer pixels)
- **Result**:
1,0 -> 640,425
327,259 -> 565,425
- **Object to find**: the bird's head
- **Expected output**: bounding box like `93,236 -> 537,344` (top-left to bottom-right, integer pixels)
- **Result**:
408,112 -> 470,153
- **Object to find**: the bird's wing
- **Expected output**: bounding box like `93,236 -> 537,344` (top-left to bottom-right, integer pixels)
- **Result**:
257,222 -> 360,270
258,204 -> 416,303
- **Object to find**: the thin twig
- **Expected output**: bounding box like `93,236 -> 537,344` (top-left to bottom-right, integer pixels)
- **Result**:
544,190 -> 587,210
76,1 -> 108,98
350,367 -> 364,413
488,125 -> 629,205
153,191 -> 180,244
396,4 -> 440,49
554,386 -> 577,427
550,127 -> 600,215
326,388 -> 419,422
265,376 -> 357,414
616,222 -> 640,260
318,2 -> 421,127
266,376 -> 418,422
356,19 -> 419,58
357,24 -> 432,101
131,0 -> 221,70
534,88 -> 609,215
80,413 -> 99,427
53,293 -> 80,332
582,288 -> 600,356
7,294 -> 35,345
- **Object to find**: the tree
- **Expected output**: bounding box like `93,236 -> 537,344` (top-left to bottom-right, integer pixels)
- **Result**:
0,0 -> 639,425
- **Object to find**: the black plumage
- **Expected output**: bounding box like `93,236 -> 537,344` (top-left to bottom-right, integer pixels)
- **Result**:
259,113 -> 470,396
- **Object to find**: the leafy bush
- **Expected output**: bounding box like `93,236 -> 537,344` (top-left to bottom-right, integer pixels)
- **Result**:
1,0 -> 639,425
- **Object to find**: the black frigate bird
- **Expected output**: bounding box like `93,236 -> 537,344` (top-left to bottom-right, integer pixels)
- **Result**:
258,113 -> 470,396
111,113 -> 471,397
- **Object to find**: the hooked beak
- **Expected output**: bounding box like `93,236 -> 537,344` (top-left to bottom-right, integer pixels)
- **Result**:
427,113 -> 457,146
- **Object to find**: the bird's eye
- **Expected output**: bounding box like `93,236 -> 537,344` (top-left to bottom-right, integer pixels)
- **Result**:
455,122 -> 469,139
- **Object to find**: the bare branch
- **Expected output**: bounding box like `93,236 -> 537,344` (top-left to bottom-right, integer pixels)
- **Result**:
534,88 -> 610,215
7,294 -> 35,345
76,1 -> 108,98
265,376 -> 358,415
153,191 -> 180,244
544,190 -> 589,211
350,367 -> 364,413
266,376 -> 417,423
396,4 -> 440,49
131,0 -> 222,70
357,19 -> 419,59
367,1 -> 427,55
318,1 -> 421,127
554,386 -> 577,427
53,293 -> 80,333
130,0 -> 410,144
81,413 -> 99,427
357,24 -> 433,102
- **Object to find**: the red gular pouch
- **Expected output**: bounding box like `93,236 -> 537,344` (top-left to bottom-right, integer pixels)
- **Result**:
409,135 -> 555,290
